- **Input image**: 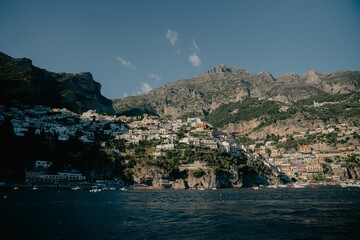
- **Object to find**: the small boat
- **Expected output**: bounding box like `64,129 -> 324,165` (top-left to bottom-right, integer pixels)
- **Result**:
132,184 -> 153,190
89,188 -> 101,192
292,181 -> 308,188
71,186 -> 81,190
340,181 -> 360,188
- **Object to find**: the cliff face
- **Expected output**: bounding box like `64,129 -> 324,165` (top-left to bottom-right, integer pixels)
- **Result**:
132,165 -> 275,189
0,52 -> 115,115
113,64 -> 360,119
332,166 -> 360,180
185,168 -> 241,189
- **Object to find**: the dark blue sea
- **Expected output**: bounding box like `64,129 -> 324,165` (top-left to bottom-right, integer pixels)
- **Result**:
1,185 -> 359,240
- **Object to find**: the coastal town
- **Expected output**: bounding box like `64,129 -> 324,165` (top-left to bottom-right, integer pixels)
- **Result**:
1,104 -> 359,190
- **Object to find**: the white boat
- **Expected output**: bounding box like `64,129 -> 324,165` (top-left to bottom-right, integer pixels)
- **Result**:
340,181 -> 360,188
71,186 -> 81,190
293,182 -> 308,188
89,188 -> 101,192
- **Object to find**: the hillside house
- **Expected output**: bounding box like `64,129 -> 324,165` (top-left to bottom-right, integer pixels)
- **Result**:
298,145 -> 312,153
179,161 -> 209,171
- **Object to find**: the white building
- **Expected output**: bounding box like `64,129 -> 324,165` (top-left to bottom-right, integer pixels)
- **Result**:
35,160 -> 52,169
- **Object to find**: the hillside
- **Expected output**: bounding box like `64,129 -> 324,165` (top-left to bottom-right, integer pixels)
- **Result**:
0,52 -> 115,115
113,64 -> 360,136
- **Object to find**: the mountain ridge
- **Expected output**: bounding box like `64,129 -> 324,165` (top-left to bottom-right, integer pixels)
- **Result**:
0,51 -> 115,115
113,64 -> 360,119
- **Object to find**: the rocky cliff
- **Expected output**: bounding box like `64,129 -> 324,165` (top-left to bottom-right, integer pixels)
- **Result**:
132,164 -> 279,190
0,52 -> 115,115
332,166 -> 360,180
113,64 -> 360,119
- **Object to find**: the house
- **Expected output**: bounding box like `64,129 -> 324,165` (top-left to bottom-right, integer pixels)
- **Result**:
298,145 -> 312,153
219,141 -> 231,153
293,132 -> 305,140
156,143 -> 176,151
271,149 -> 281,157
200,139 -> 218,149
187,117 -> 202,127
179,161 -> 209,171
25,171 -> 86,183
279,163 -> 291,175
153,150 -> 164,158
306,160 -> 323,173
35,160 -> 52,169
179,137 -> 190,144
196,122 -> 207,130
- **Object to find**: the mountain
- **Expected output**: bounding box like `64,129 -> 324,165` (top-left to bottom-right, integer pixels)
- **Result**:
113,64 -> 360,137
0,52 -> 115,115
113,64 -> 360,119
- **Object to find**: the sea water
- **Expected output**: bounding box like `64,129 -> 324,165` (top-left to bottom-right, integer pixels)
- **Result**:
1,185 -> 359,240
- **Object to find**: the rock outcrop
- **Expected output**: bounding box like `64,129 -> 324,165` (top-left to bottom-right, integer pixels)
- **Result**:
113,64 -> 360,120
0,52 -> 115,115
132,165 -> 265,189
332,166 -> 360,180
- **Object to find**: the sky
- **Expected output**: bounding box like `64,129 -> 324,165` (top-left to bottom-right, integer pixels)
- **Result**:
1,0 -> 360,100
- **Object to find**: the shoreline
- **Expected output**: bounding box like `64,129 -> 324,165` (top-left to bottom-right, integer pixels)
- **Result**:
2,180 -> 359,192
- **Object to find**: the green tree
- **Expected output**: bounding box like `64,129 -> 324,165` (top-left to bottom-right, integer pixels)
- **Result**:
190,169 -> 205,178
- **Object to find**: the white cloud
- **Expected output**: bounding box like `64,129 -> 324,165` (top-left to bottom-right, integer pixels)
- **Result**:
135,82 -> 153,95
192,38 -> 199,51
148,73 -> 161,82
189,53 -> 202,67
166,29 -> 178,46
116,56 -> 137,70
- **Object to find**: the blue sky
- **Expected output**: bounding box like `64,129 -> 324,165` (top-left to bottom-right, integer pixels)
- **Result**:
1,0 -> 360,100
